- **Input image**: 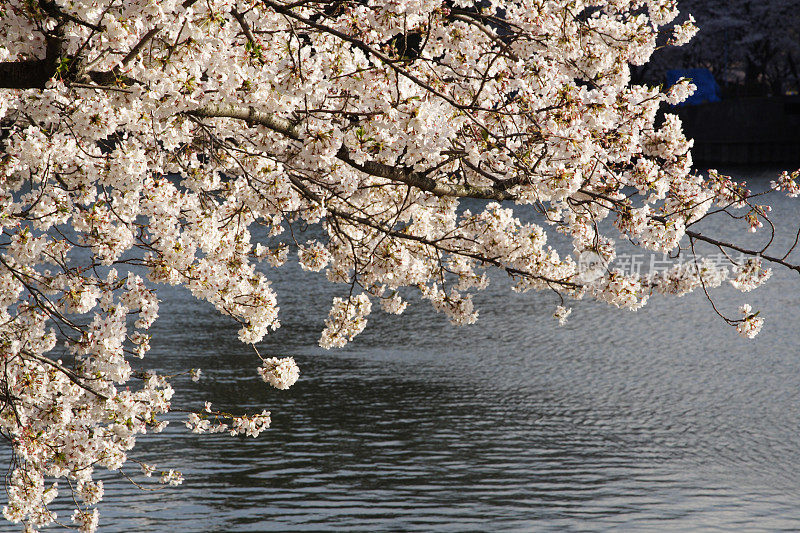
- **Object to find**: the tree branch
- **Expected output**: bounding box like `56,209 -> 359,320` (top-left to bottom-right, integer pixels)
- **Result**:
186,104 -> 302,139
579,188 -> 800,274
684,227 -> 800,273
285,173 -> 579,288
39,0 -> 103,32
187,103 -> 516,201
334,146 -> 515,201
21,350 -> 109,401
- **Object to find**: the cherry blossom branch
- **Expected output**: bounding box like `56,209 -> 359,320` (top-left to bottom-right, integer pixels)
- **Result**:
285,173 -> 579,289
19,350 -> 109,401
579,188 -> 800,273
186,104 -> 301,139
187,104 -> 516,200
683,228 -> 800,273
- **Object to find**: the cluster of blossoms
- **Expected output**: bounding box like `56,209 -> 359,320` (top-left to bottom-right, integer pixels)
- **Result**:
186,407 -> 272,437
667,15 -> 698,46
737,304 -> 764,339
664,77 -> 697,105
553,306 -> 572,326
730,258 -> 773,292
320,294 -> 373,349
257,357 -> 300,390
0,0 -> 797,530
771,170 -> 800,198
159,470 -> 184,487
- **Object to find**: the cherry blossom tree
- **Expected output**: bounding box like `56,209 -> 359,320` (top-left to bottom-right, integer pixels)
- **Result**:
641,0 -> 800,94
1,0 -> 799,530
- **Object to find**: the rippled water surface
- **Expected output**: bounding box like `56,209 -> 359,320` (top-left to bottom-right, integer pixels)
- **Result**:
22,169 -> 800,531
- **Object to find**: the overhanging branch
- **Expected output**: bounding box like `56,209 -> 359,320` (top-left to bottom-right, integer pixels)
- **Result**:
286,173 -> 579,289
579,188 -> 800,274
187,104 -> 302,139
333,146 -> 516,201
187,103 -> 517,201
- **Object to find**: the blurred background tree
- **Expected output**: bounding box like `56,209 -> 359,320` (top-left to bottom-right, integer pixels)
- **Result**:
636,0 -> 800,97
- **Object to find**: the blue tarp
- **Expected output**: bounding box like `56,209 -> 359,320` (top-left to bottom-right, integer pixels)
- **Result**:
666,68 -> 721,105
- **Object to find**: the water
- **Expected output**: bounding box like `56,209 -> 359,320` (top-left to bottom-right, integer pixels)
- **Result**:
15,168 -> 800,531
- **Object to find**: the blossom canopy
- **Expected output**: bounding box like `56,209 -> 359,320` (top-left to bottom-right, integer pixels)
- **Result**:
0,0 -> 797,531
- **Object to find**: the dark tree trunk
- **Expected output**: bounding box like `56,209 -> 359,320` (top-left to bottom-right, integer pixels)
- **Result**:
0,60 -> 56,89
0,35 -> 61,89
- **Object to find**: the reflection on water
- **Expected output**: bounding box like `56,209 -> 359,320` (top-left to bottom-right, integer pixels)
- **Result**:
16,169 -> 800,530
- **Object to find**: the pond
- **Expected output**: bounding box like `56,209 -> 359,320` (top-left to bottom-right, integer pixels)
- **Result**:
14,167 -> 800,531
